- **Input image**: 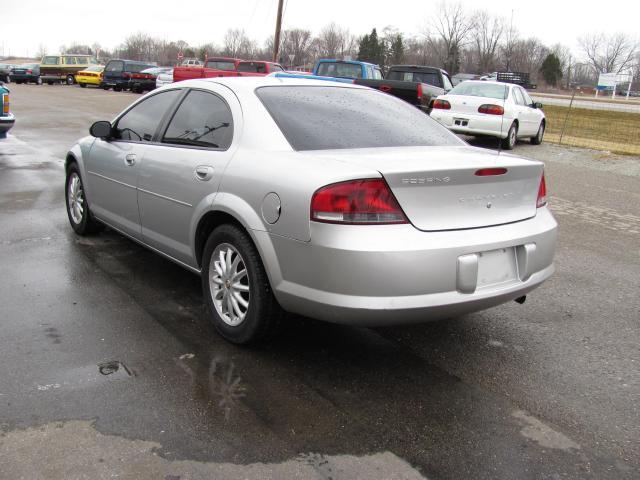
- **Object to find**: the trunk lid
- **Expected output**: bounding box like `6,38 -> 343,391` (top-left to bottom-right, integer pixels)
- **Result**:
308,146 -> 543,231
443,94 -> 504,115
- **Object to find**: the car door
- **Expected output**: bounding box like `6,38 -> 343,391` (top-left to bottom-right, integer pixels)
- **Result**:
137,86 -> 240,266
520,88 -> 544,133
85,89 -> 182,239
511,87 -> 532,136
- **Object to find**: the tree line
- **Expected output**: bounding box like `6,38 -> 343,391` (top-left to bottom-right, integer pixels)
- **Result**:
53,1 -> 638,88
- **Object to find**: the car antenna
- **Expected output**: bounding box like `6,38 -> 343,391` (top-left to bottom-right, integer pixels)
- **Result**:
498,83 -> 507,154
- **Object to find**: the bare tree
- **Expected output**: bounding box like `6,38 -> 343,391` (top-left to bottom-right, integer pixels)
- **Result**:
314,23 -> 357,59
222,29 -> 257,59
472,10 -> 504,73
427,1 -> 475,73
579,32 -> 638,73
279,28 -> 313,66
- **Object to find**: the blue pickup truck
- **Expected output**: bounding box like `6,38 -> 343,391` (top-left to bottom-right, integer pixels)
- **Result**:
313,59 -> 383,79
0,83 -> 15,139
309,60 -> 449,112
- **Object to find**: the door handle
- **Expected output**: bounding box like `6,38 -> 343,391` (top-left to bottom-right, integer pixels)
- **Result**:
124,154 -> 136,166
194,165 -> 214,181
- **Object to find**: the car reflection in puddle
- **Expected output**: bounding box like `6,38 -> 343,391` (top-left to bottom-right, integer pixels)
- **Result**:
176,353 -> 246,420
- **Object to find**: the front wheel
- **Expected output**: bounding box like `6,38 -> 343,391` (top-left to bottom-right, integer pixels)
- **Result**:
65,164 -> 102,235
202,224 -> 282,345
501,122 -> 517,150
531,122 -> 545,145
66,74 -> 75,85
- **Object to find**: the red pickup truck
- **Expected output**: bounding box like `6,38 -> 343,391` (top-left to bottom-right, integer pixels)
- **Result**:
172,58 -> 285,83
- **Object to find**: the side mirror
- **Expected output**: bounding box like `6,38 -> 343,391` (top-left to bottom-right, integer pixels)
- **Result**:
90,120 -> 112,139
532,102 -> 543,109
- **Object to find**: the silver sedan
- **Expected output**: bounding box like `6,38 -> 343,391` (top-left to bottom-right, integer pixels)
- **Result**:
65,77 -> 557,344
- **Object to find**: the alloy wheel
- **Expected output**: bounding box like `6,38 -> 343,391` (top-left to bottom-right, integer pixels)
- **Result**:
209,243 -> 250,326
67,173 -> 84,225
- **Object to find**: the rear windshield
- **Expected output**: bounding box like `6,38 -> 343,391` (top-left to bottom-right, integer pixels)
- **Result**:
448,82 -> 508,99
106,61 -> 124,72
256,86 -> 462,151
238,62 -> 266,73
205,60 -> 236,71
315,62 -> 363,79
387,70 -> 442,88
127,64 -> 153,73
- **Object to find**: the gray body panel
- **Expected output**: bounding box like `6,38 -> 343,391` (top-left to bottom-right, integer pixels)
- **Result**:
69,77 -> 557,325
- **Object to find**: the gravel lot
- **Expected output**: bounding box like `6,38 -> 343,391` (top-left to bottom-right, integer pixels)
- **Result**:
1,83 -> 638,480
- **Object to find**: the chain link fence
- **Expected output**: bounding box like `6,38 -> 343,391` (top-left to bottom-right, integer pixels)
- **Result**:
533,93 -> 640,155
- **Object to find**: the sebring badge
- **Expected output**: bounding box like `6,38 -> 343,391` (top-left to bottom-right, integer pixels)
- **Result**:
402,176 -> 451,184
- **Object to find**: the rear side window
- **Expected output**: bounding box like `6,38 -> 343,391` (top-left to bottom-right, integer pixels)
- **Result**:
115,90 -> 181,142
257,86 -> 462,151
64,57 -> 77,65
42,56 -> 60,65
106,61 -> 124,72
162,90 -> 233,149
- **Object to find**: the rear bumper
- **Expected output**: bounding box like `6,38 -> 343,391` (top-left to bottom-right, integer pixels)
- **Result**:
0,113 -> 15,136
430,111 -> 510,138
76,76 -> 101,85
261,207 -> 557,325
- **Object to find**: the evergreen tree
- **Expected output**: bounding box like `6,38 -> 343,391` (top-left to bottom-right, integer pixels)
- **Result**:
540,53 -> 563,87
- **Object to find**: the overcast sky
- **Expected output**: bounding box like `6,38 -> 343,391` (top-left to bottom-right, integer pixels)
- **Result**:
2,0 -> 638,59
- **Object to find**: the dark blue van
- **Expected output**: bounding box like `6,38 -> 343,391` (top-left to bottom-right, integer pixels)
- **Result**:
100,59 -> 155,91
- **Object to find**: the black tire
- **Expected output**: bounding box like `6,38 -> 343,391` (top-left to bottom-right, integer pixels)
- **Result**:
202,223 -> 282,345
15,80 -> 23,84
501,122 -> 517,150
65,163 -> 102,235
36,77 -> 42,85
66,74 -> 75,85
79,83 -> 87,88
47,81 -> 53,85
531,121 -> 545,145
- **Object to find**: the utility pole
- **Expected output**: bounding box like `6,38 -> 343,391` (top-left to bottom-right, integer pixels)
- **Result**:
272,0 -> 284,63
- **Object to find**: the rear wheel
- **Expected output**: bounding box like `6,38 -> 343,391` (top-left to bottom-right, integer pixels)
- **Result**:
114,85 -> 122,92
36,77 -> 43,85
47,81 -> 53,85
531,121 -> 545,145
501,122 -> 517,150
202,224 -> 282,345
66,74 -> 75,85
65,164 -> 102,235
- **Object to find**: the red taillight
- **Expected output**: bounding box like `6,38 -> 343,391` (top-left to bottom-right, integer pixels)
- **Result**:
432,99 -> 451,110
122,72 -> 131,79
26,69 -> 32,74
475,167 -> 507,176
311,178 -> 408,225
536,173 -> 547,208
417,82 -> 423,100
478,104 -> 504,115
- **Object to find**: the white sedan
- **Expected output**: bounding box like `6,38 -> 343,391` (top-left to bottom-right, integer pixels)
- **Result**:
429,80 -> 546,150
155,68 -> 174,88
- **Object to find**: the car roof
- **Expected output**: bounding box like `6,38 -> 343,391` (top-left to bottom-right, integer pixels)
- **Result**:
173,75 -> 367,93
457,80 -> 514,88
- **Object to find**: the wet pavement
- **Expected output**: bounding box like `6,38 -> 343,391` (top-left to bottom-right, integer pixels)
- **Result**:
0,83 -> 639,479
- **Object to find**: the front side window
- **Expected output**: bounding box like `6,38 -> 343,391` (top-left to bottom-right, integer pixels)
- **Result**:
257,85 -> 462,151
520,88 -> 533,105
115,90 -> 181,142
513,87 -> 526,105
162,90 -> 233,149
42,56 -> 60,65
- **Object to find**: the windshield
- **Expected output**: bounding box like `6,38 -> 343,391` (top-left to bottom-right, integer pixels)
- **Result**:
448,82 -> 508,99
315,62 -> 363,79
205,60 -> 236,71
256,86 -> 462,151
84,65 -> 103,72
